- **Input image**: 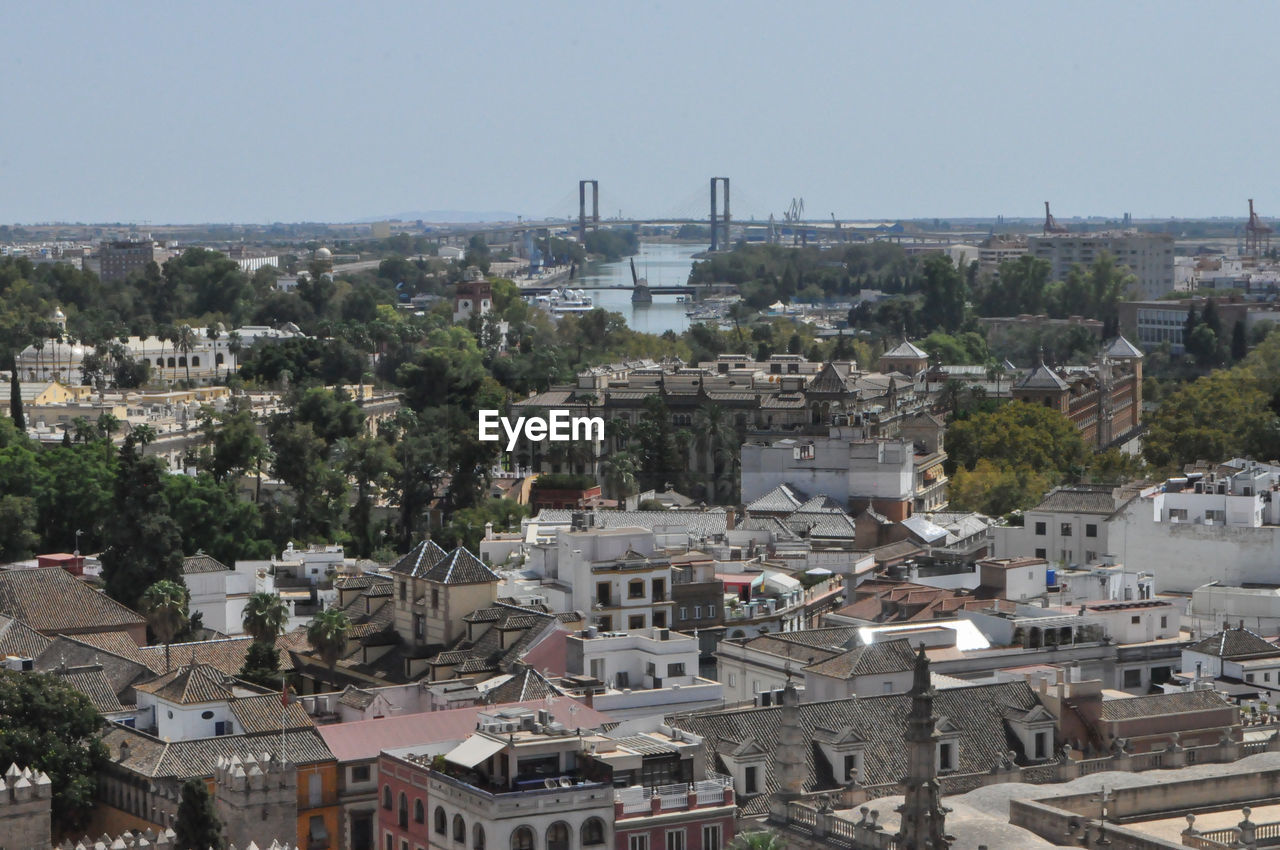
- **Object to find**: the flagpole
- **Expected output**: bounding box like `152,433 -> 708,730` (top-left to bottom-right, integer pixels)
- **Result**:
281,673 -> 287,767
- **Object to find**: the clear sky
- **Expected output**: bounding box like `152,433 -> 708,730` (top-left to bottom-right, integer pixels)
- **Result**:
3,1 -> 1277,224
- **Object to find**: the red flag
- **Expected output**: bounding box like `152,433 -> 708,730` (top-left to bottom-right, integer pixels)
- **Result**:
282,683 -> 293,706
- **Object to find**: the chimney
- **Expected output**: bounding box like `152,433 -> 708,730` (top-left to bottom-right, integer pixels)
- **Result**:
726,507 -> 736,531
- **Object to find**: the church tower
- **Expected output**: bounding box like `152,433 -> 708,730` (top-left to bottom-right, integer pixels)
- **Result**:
895,644 -> 952,850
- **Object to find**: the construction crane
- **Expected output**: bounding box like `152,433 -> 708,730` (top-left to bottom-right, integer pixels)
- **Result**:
1246,198 -> 1273,258
1043,201 -> 1069,235
784,197 -> 805,245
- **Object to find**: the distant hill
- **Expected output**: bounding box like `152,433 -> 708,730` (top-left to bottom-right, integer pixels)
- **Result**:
357,210 -> 524,224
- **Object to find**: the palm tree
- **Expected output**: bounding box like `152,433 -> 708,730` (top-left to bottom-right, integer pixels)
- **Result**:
728,830 -> 788,850
131,423 -> 157,448
175,324 -> 197,386
140,579 -> 190,674
226,329 -> 242,379
693,405 -> 738,503
242,592 -> 289,644
306,608 -> 351,679
601,452 -> 638,500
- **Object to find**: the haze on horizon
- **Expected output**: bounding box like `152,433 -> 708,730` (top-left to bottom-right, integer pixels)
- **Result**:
3,0 -> 1278,226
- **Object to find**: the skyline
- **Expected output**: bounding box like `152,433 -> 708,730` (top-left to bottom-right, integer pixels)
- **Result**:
5,1 -> 1280,224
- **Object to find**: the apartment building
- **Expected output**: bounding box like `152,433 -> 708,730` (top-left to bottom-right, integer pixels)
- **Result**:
1028,231 -> 1174,298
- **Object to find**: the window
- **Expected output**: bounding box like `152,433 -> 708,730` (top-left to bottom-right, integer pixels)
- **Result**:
1086,524 -> 1098,538
668,662 -> 685,677
1160,616 -> 1168,629
414,615 -> 425,641
400,582 -> 407,601
581,818 -> 606,846
1248,673 -> 1256,683
693,605 -> 702,619
431,588 -> 440,608
1060,523 -> 1072,537
707,605 -> 718,619
728,673 -> 737,687
1035,522 -> 1046,536
599,615 -> 613,631
629,836 -> 649,850
629,615 -> 645,630
309,773 -> 322,808
679,607 -> 688,620
511,827 -> 535,850
843,754 -> 857,782
652,578 -> 665,601
385,835 -> 393,850
939,743 -> 955,772
435,806 -> 447,835
547,822 -> 570,850
1035,548 -> 1046,559
1086,551 -> 1097,563
474,825 -> 486,850
665,830 -> 686,850
415,800 -> 425,824
702,825 -> 723,850
398,794 -> 409,828
201,710 -> 215,720
629,579 -> 645,599
1130,615 -> 1141,625
597,583 -> 612,605
1169,508 -> 1188,521
1122,669 -> 1142,688
383,786 -> 392,809
454,815 -> 467,844
1034,732 -> 1047,759
352,765 -> 371,784
745,765 -> 759,793
401,842 -> 408,850
654,611 -> 667,628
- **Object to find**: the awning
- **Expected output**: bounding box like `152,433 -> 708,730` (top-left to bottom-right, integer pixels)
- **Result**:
445,735 -> 506,768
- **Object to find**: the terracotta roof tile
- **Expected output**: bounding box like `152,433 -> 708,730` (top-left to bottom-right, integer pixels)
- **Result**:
0,568 -> 145,634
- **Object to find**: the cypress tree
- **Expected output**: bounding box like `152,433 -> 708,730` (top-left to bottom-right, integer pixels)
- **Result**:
1231,319 -> 1249,363
9,370 -> 24,432
174,777 -> 225,850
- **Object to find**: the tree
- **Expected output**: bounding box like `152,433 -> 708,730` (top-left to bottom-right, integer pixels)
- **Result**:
307,608 -> 351,676
242,592 -> 289,645
238,640 -> 284,690
918,253 -> 966,333
174,776 -> 225,850
946,402 -> 1087,480
175,323 -> 198,385
140,579 -> 190,674
693,405 -> 741,503
728,830 -> 789,850
99,434 -> 184,610
0,668 -> 106,831
9,369 -> 23,432
1232,319 -> 1249,363
337,435 -> 396,557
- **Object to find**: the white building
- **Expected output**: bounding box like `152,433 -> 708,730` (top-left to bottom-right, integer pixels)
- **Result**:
989,484 -> 1121,568
740,429 -> 915,519
182,554 -> 273,636
1028,231 -> 1175,299
561,627 -> 723,720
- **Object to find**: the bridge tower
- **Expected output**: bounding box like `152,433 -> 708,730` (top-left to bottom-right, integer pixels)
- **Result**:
578,180 -> 600,244
709,177 -> 730,251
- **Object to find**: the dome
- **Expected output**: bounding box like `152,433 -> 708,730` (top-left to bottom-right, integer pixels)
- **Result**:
53,307 -> 66,320
315,247 -> 333,259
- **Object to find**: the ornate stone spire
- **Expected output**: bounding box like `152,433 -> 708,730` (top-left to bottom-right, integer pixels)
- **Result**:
895,644 -> 952,850
774,664 -> 806,800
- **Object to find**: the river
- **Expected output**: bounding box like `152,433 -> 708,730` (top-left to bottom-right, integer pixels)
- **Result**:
574,241 -> 702,335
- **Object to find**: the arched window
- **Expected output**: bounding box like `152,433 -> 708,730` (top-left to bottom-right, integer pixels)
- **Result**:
414,799 -> 424,824
155,358 -> 163,366
473,824 -> 486,850
546,822 -> 570,850
511,826 -> 534,850
191,356 -> 200,367
581,818 -> 605,846
454,814 -> 467,843
398,792 -> 408,828
382,785 -> 392,809
216,353 -> 224,365
178,356 -> 187,367
167,357 -> 175,368
435,806 -> 447,835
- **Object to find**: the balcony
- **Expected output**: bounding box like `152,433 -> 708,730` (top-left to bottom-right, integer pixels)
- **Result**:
614,774 -> 734,818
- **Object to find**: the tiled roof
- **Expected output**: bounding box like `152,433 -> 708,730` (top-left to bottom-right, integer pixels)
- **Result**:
756,627 -> 865,652
795,495 -> 845,514
0,613 -> 52,658
53,664 -> 126,713
182,554 -> 231,574
142,635 -> 298,676
335,574 -> 394,592
69,630 -> 152,668
1098,690 -> 1232,722
1030,485 -> 1119,516
102,724 -> 334,780
134,663 -> 245,704
486,667 -> 562,703
338,685 -> 377,710
429,604 -> 563,676
396,545 -> 498,585
1105,336 -> 1143,359
389,540 -> 448,578
35,634 -> 153,697
802,638 -> 918,679
1016,362 -> 1070,391
807,363 -> 850,395
1187,626 -> 1280,659
672,681 -> 1041,815
229,694 -> 314,734
882,340 -> 928,360
0,567 -> 145,633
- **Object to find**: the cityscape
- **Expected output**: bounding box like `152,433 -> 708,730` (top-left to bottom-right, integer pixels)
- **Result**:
9,4 -> 1280,850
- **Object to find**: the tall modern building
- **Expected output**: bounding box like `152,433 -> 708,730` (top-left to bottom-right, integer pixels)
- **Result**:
1028,232 -> 1174,298
97,239 -> 160,282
